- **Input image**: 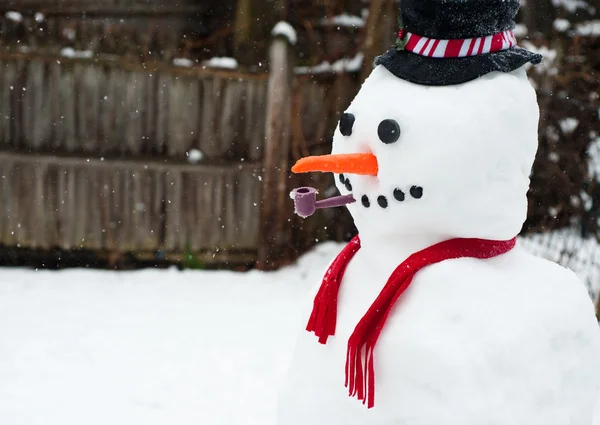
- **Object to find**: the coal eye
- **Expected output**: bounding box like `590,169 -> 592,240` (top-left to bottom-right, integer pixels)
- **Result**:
339,113 -> 355,137
377,119 -> 401,144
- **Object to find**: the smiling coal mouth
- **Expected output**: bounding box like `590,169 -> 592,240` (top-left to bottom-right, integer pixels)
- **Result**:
339,174 -> 424,209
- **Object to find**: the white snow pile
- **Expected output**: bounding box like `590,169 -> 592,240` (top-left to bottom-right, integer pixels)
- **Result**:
272,21 -> 297,46
202,57 -> 238,70
576,20 -> 600,36
320,14 -> 365,28
60,47 -> 93,59
296,52 -> 364,75
0,231 -> 598,424
5,11 -> 22,23
173,57 -> 194,67
186,149 -> 204,164
0,242 -> 339,425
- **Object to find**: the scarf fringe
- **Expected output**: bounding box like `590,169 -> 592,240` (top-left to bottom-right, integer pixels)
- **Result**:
309,236 -> 517,408
306,236 -> 361,344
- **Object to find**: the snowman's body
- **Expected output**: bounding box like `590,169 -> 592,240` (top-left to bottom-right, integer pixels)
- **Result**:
278,246 -> 600,425
278,65 -> 600,424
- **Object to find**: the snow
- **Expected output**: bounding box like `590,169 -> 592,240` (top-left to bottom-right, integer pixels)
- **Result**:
0,233 -> 599,425
513,23 -> 528,38
272,21 -> 297,46
521,41 -> 557,75
35,12 -> 45,23
552,0 -> 594,12
295,53 -> 364,75
0,243 -> 339,425
62,28 -> 76,41
5,11 -> 22,23
60,47 -> 93,59
587,136 -> 600,178
553,18 -> 571,32
559,117 -> 579,134
320,14 -> 365,28
186,149 -> 203,163
173,58 -> 194,67
576,20 -> 600,36
202,57 -> 238,70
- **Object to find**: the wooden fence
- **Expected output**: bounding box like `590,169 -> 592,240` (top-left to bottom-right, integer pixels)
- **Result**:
0,43 -> 358,267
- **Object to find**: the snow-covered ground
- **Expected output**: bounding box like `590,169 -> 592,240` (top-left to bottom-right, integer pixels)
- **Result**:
0,243 -> 338,425
1,232 -> 599,425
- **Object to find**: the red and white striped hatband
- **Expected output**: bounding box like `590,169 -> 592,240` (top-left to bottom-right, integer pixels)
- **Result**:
401,30 -> 517,58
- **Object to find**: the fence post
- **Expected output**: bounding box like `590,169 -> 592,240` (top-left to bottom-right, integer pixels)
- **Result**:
257,25 -> 295,270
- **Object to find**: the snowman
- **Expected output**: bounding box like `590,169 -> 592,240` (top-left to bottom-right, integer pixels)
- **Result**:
278,0 -> 600,424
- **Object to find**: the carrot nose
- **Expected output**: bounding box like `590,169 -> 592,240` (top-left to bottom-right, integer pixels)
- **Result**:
291,153 -> 379,176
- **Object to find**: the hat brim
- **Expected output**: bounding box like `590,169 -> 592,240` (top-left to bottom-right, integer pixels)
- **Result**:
374,46 -> 542,86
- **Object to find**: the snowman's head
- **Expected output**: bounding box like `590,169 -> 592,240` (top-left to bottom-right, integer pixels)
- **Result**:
295,65 -> 539,241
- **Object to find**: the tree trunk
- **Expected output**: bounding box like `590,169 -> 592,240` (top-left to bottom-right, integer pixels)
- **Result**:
360,0 -> 394,83
521,0 -> 555,38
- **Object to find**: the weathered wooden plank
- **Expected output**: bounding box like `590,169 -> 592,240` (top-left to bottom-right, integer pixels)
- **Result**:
180,172 -> 194,250
57,64 -> 77,152
131,168 -> 143,247
43,164 -> 59,249
49,61 -> 61,151
23,61 -> 51,150
199,77 -> 224,158
155,73 -> 170,155
246,79 -> 267,161
144,71 -> 158,153
219,78 -> 243,159
110,168 -> 124,249
236,169 -> 260,247
85,167 -> 102,250
1,160 -> 15,244
189,173 -> 203,252
99,66 -> 115,154
99,168 -> 115,251
9,60 -> 26,149
31,162 -> 47,248
167,76 -> 198,157
114,69 -> 128,155
151,169 -> 165,249
124,72 -> 145,155
101,67 -> 127,154
224,172 -> 237,246
78,64 -> 101,153
122,168 -> 134,251
141,169 -> 159,247
197,173 -> 213,249
73,166 -> 88,248
164,170 -> 183,251
0,61 -> 6,146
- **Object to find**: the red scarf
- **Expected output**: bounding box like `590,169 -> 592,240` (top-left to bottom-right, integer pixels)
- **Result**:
306,235 -> 516,408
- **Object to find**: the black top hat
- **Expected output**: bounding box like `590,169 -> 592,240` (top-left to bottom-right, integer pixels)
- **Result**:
374,0 -> 542,86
